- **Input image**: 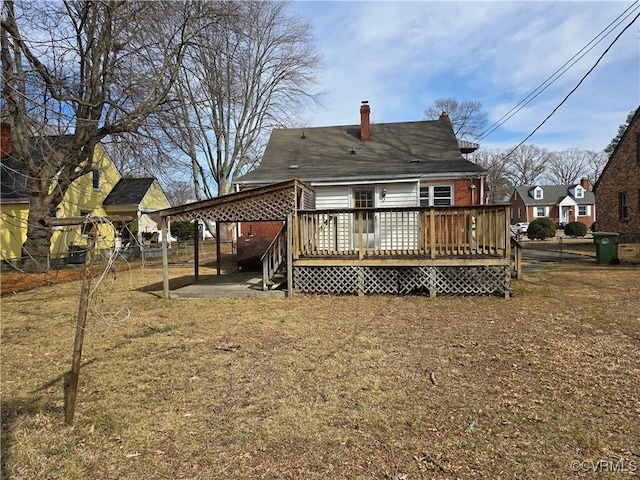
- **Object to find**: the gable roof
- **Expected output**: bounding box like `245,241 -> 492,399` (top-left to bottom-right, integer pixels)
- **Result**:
1,151 -> 29,203
513,184 -> 595,205
238,118 -> 485,185
103,178 -> 156,206
1,135 -> 76,203
593,105 -> 640,193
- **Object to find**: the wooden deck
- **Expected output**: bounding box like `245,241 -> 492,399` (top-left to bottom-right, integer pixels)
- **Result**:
261,205 -> 516,297
157,183 -> 518,298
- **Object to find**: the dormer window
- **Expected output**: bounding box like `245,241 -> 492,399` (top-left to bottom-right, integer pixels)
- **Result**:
533,187 -> 543,200
575,186 -> 584,198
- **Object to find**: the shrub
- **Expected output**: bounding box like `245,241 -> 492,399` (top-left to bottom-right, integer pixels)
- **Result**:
591,222 -> 598,232
527,218 -> 556,240
563,221 -> 587,237
171,220 -> 195,241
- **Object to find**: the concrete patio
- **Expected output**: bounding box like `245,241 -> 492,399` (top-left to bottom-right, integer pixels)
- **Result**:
169,272 -> 286,299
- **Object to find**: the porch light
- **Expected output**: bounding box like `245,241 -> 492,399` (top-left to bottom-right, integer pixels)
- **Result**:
381,188 -> 387,199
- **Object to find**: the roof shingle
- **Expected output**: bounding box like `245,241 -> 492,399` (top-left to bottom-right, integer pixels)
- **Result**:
238,118 -> 485,185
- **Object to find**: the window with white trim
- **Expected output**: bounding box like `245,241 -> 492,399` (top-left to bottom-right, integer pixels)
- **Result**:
533,187 -> 543,200
578,205 -> 588,216
575,186 -> 584,198
535,206 -> 546,217
420,184 -> 453,207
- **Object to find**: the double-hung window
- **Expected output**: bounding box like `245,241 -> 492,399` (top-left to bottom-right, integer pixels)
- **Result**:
420,184 -> 453,207
620,192 -> 628,220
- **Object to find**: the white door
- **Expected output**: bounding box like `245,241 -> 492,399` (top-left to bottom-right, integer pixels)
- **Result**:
561,206 -> 571,225
353,187 -> 376,250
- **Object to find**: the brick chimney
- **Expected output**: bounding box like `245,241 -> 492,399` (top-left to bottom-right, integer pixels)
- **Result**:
439,111 -> 450,121
580,177 -> 589,191
360,101 -> 370,141
1,123 -> 12,157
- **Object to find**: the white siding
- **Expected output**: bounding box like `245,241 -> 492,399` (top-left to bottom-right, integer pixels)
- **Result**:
378,183 -> 419,249
314,182 -> 418,209
315,186 -> 350,209
378,183 -> 418,208
311,182 -> 420,251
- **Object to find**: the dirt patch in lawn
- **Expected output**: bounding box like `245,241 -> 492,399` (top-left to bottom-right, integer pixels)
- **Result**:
1,263 -> 639,479
1,267 -> 88,297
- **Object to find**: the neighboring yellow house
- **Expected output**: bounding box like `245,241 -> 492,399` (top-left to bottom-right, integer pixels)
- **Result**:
1,133 -> 171,265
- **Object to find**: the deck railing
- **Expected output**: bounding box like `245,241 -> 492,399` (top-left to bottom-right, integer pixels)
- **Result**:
294,205 -> 510,260
261,223 -> 287,290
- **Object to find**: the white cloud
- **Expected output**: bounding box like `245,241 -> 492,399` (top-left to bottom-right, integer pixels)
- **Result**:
291,0 -> 639,151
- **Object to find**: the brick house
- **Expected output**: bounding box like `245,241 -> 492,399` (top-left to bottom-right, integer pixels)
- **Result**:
509,179 -> 596,228
592,106 -> 640,242
234,102 -> 488,265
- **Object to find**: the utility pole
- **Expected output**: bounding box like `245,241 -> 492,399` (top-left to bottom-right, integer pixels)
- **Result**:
39,215 -> 132,425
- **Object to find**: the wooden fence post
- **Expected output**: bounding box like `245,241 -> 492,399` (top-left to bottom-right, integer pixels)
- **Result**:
65,226 -> 97,426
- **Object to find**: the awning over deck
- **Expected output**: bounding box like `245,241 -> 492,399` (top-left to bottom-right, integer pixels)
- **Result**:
157,179 -> 315,222
155,179 -> 316,298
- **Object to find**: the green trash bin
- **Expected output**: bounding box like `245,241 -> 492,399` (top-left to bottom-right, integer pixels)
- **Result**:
592,232 -> 620,265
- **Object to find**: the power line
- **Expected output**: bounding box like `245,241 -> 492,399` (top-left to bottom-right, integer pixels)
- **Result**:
500,10 -> 640,162
478,1 -> 639,142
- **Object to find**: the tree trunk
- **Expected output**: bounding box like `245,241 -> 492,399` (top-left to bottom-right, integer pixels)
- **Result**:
21,194 -> 55,273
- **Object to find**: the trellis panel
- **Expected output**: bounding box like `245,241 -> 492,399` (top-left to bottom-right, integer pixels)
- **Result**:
293,265 -> 510,297
158,179 -> 315,223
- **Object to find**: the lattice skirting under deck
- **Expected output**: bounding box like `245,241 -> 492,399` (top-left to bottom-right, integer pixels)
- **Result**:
293,265 -> 511,297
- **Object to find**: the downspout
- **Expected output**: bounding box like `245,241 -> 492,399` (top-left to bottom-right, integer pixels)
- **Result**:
480,175 -> 485,205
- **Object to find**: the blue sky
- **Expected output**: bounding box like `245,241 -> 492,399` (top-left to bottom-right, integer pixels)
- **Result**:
288,0 -> 640,153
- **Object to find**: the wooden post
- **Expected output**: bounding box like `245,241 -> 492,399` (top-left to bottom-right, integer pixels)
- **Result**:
194,221 -> 200,282
38,215 -> 133,424
161,216 -> 170,299
504,207 -> 511,261
65,226 -> 97,425
358,212 -> 364,260
287,214 -> 294,297
216,221 -> 221,276
429,208 -> 436,260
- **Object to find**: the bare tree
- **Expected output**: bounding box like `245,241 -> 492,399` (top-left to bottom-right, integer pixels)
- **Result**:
474,148 -> 513,203
504,144 -> 550,186
1,1 -> 197,272
423,98 -> 488,141
584,150 -> 608,186
160,0 -> 323,198
545,148 -> 588,185
164,180 -> 195,207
